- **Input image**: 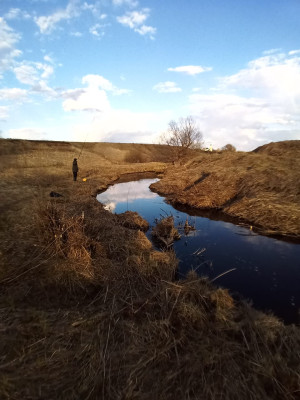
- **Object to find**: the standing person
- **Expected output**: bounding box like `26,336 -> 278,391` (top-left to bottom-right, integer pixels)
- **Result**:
72,158 -> 79,181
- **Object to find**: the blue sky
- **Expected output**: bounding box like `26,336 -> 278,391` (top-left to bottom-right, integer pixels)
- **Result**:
1,0 -> 300,150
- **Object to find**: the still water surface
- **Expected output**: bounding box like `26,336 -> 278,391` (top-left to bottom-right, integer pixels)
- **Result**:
97,178 -> 300,324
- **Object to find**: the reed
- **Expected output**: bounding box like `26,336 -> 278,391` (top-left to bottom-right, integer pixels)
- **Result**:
0,138 -> 299,399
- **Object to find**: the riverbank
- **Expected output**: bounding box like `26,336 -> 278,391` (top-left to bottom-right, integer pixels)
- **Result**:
0,138 -> 299,399
151,140 -> 300,239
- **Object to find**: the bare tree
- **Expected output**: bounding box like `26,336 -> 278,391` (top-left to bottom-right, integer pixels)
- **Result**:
161,116 -> 203,160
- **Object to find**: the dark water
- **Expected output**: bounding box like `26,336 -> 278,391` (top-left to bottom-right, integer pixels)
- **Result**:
97,178 -> 300,324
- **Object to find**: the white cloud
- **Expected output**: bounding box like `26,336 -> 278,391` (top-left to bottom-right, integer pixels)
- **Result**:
62,88 -> 110,112
98,179 -> 157,212
14,64 -> 38,85
220,53 -> 300,109
0,18 -> 22,74
168,65 -> 212,75
288,49 -> 300,56
135,25 -> 156,36
0,88 -> 28,102
43,55 -> 54,63
0,106 -> 9,120
117,9 -> 147,27
112,0 -> 139,7
4,8 -> 31,20
82,2 -> 107,19
117,9 -> 156,38
61,74 -> 130,113
82,74 -> 129,95
69,108 -> 171,143
34,0 -> 80,34
31,81 -> 58,98
153,81 -> 182,93
6,128 -> 46,140
62,75 -> 110,112
188,51 -> 300,150
70,31 -> 83,37
14,61 -> 54,85
89,24 -> 105,38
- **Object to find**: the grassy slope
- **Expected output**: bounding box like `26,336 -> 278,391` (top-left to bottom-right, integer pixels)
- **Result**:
151,140 -> 300,237
0,139 -> 299,399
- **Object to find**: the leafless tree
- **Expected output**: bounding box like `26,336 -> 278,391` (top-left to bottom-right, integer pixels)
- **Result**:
161,116 -> 203,160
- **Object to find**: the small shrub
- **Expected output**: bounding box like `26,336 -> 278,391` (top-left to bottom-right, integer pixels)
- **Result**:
222,143 -> 236,152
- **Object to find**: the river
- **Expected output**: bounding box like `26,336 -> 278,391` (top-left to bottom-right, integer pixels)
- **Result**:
97,178 -> 300,324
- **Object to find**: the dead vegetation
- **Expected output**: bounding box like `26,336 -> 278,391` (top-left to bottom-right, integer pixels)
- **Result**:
118,210 -> 150,231
0,138 -> 300,399
1,197 -> 300,400
151,140 -> 300,238
152,216 -> 181,249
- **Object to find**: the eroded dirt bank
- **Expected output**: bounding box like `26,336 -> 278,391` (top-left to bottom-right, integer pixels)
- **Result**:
151,140 -> 300,238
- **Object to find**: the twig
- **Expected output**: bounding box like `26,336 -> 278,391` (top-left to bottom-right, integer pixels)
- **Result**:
210,268 -> 236,283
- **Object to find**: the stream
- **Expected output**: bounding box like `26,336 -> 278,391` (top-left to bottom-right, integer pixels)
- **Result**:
97,178 -> 300,324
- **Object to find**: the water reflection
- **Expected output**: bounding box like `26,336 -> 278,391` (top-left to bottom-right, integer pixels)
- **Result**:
98,179 -> 159,212
97,179 -> 300,324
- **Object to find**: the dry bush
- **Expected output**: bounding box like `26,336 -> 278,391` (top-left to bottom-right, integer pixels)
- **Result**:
1,138 -> 300,399
222,143 -> 236,152
152,216 -> 181,249
117,211 -> 149,231
124,149 -> 149,163
1,199 -> 300,400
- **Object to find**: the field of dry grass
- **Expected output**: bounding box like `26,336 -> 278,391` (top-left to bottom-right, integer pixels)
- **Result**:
0,138 -> 299,399
151,140 -> 300,238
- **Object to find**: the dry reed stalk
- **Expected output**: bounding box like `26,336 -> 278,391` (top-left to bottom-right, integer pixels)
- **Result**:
1,138 -> 300,399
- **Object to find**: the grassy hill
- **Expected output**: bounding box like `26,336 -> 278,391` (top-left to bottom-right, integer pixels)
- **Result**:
151,140 -> 300,237
0,138 -> 299,399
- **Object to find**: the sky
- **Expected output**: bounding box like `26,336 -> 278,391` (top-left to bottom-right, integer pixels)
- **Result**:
0,0 -> 300,151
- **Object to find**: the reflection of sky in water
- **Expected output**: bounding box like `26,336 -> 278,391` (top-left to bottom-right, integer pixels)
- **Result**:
97,179 -> 159,212
97,179 -> 300,324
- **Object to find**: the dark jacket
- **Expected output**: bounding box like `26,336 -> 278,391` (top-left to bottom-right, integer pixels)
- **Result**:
72,160 -> 79,173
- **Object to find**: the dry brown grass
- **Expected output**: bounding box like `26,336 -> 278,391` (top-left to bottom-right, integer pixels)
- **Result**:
151,140 -> 300,237
152,216 -> 181,249
0,138 -> 300,399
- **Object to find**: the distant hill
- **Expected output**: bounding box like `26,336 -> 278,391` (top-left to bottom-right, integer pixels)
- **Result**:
253,140 -> 300,156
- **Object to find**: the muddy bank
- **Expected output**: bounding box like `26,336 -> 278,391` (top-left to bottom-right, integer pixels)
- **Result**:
150,141 -> 300,238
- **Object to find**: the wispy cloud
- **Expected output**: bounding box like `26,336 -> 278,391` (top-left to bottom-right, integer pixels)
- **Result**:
14,61 -> 54,85
89,23 -> 109,38
288,49 -> 300,56
70,31 -> 83,37
112,0 -> 139,7
0,106 -> 10,120
153,81 -> 182,93
34,0 -> 80,34
4,8 -> 31,20
168,65 -> 212,75
117,9 -> 156,38
0,18 -> 22,74
89,24 -> 104,37
0,88 -> 28,102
